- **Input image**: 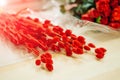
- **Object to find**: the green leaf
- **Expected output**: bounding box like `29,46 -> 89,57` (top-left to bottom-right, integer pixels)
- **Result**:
72,2 -> 94,17
96,16 -> 101,23
82,0 -> 94,4
67,0 -> 95,18
74,14 -> 80,18
82,3 -> 93,10
87,0 -> 94,3
75,4 -> 82,13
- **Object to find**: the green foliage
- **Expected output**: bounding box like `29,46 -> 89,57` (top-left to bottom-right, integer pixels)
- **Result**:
60,0 -> 95,18
96,16 -> 101,23
69,0 -> 95,17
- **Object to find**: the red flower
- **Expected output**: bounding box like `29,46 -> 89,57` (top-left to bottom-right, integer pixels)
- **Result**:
111,6 -> 120,22
110,0 -> 119,9
99,47 -> 107,53
65,46 -> 72,56
100,17 -> 108,25
73,47 -> 84,54
87,8 -> 100,18
109,22 -> 120,29
88,43 -> 96,48
96,53 -> 105,59
65,29 -> 72,36
46,63 -> 53,71
95,0 -> 110,3
94,0 -> 99,2
81,14 -> 94,22
96,0 -> 111,17
35,59 -> 41,66
84,45 -> 91,51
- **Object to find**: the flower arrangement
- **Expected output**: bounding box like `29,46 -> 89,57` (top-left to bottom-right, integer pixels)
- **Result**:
0,12 -> 107,71
60,0 -> 120,30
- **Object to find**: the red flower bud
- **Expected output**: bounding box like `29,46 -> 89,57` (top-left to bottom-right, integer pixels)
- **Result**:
46,63 -> 53,71
65,29 -> 72,36
96,53 -> 105,59
88,43 -> 96,48
84,46 -> 91,51
99,47 -> 107,53
65,46 -> 72,56
35,59 -> 41,66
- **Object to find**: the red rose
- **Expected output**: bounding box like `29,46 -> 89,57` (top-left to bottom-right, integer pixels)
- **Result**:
95,0 -> 110,3
110,0 -> 119,8
87,8 -> 100,18
81,14 -> 94,22
100,17 -> 108,25
96,0 -> 111,17
111,6 -> 120,22
94,0 -> 99,2
109,22 -> 120,29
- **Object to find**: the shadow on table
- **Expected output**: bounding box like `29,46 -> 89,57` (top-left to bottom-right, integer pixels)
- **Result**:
83,31 -> 120,43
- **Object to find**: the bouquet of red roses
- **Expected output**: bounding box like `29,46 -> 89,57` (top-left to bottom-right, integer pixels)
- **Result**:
60,0 -> 120,30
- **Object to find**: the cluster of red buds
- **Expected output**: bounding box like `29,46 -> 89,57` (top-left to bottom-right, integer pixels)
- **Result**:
0,12 -> 107,71
35,52 -> 53,71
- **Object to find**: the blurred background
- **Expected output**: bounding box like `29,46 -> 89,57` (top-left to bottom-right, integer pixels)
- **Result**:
0,0 -> 50,12
0,0 -> 66,11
